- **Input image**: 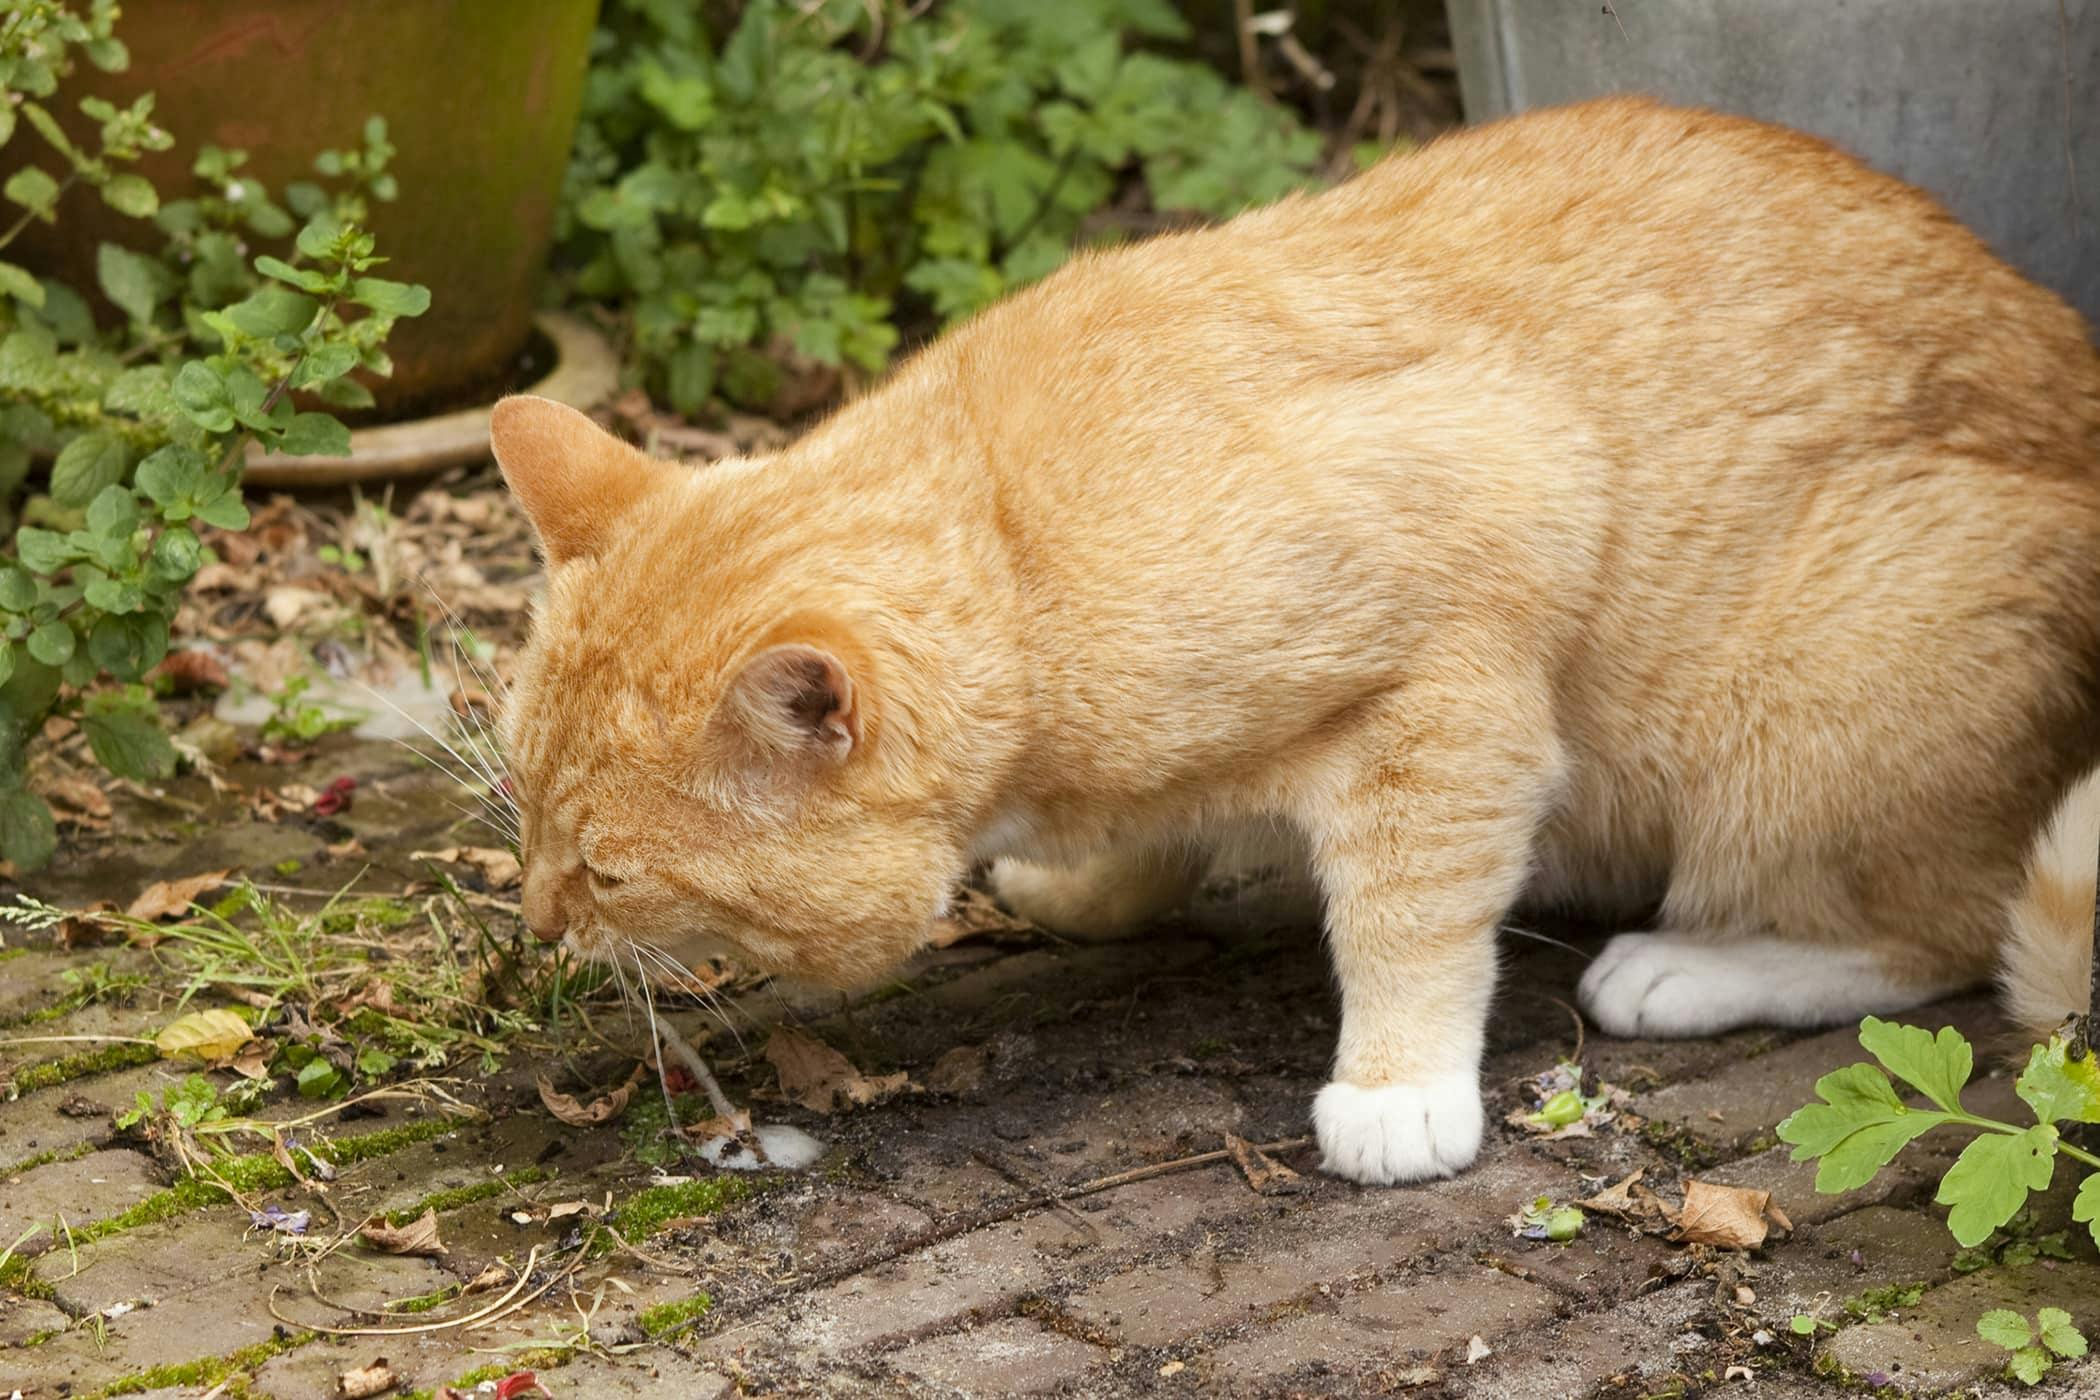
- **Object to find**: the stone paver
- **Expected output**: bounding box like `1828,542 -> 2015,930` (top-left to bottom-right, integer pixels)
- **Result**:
6,744 -> 2100,1397
888,1317 -> 1109,1394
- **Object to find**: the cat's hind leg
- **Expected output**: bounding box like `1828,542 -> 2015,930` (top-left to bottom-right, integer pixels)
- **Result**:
1576,931 -> 1963,1038
987,844 -> 1209,941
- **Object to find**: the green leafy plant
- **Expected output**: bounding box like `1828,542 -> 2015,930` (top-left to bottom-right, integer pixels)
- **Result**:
0,1 -> 429,869
561,0 -> 1321,415
258,674 -> 359,745
1978,1306 -> 2088,1385
1778,1017 -> 2100,1248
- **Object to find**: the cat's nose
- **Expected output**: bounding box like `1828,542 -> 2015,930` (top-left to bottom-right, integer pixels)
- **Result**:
520,878 -> 566,944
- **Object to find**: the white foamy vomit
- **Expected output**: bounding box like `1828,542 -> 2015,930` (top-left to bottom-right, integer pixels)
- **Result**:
698,1123 -> 825,1172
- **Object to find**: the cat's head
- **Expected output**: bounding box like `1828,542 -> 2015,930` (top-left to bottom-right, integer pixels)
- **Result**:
487,396 -> 970,989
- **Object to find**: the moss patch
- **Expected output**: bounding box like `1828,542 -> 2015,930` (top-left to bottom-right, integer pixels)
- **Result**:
637,1292 -> 713,1337
385,1164 -> 547,1226
608,1175 -> 757,1238
7,1041 -> 157,1094
71,1115 -> 462,1244
88,1330 -> 310,1398
0,1138 -> 95,1179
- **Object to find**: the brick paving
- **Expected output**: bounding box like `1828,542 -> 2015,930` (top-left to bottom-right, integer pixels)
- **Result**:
1,741 -> 2095,1397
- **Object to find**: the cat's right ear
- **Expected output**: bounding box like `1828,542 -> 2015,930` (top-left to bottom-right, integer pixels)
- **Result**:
489,395 -> 670,565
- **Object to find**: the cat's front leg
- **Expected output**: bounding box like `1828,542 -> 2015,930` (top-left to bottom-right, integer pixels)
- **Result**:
1302,676 -> 1559,1184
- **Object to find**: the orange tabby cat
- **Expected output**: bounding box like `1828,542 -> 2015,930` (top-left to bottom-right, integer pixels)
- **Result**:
493,97 -> 2100,1185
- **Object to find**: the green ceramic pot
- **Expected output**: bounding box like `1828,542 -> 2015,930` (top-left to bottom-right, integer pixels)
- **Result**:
8,0 -> 601,414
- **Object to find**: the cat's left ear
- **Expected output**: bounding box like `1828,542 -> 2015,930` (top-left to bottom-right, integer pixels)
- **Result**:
489,395 -> 672,564
715,642 -> 864,767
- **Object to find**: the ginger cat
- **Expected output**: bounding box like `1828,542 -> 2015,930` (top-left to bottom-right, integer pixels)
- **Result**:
493,97 -> 2100,1185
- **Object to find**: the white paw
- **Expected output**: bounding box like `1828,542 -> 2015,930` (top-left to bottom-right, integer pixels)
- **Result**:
1314,1074 -> 1483,1185
1576,933 -> 1741,1038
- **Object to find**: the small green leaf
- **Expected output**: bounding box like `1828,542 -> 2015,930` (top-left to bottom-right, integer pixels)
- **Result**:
95,243 -> 170,325
50,430 -> 133,508
0,259 -> 45,307
252,254 -> 335,294
26,620 -> 74,666
15,526 -> 76,574
1858,1018 -> 1973,1113
222,284 -> 319,339
150,528 -> 204,583
1788,1314 -> 1817,1335
1937,1126 -> 2059,1247
1980,1309 -> 2034,1351
193,490 -> 250,531
1775,1061 -> 1952,1193
289,342 -> 358,387
171,362 -> 236,433
0,785 -> 56,870
81,697 -> 176,781
2016,1038 -> 2100,1125
2008,1345 -> 2051,1384
2038,1307 -> 2087,1359
135,444 -> 209,509
347,276 -> 431,318
2072,1173 -> 2100,1250
2,166 -> 59,216
99,173 -> 159,219
276,412 -> 351,457
85,484 -> 140,539
0,567 -> 33,613
296,1056 -> 345,1099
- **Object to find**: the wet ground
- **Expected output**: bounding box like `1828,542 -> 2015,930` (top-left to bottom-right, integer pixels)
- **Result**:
2,728 -> 2096,1398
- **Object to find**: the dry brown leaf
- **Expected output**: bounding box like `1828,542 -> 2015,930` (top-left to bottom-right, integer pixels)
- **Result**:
54,900 -> 119,949
766,1028 -> 913,1113
412,846 -> 523,889
1574,1168 -> 1671,1229
926,1045 -> 989,1095
127,869 -> 232,921
1224,1132 -> 1303,1195
928,887 -> 1032,948
462,1261 -> 513,1295
227,1043 -> 273,1080
338,1358 -> 397,1398
152,649 -> 232,695
361,1209 -> 447,1257
537,1064 -> 644,1127
42,775 -> 111,824
1669,1179 -> 1772,1250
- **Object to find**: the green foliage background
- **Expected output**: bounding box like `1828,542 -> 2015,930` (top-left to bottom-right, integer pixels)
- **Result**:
558,0 -> 1326,415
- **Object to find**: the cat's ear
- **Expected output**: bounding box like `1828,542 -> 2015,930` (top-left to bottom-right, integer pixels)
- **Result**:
489,395 -> 670,564
715,642 -> 864,769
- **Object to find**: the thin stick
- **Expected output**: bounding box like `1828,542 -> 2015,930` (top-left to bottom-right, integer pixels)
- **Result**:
266,1245 -> 542,1336
653,1022 -> 739,1124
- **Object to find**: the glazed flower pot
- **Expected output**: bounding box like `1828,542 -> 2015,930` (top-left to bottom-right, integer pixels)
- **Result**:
8,0 -> 602,415
1444,0 -> 2098,331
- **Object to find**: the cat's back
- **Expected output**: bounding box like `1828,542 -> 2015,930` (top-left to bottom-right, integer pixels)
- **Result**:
1285,96 -> 2100,469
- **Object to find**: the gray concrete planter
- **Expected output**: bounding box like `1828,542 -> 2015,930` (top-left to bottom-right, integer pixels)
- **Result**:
1447,1 -> 2097,331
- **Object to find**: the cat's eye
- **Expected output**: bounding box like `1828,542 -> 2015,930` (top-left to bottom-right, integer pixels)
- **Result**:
584,866 -> 624,891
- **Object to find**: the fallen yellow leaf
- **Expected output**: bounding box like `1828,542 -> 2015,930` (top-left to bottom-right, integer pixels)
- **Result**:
153,1008 -> 255,1063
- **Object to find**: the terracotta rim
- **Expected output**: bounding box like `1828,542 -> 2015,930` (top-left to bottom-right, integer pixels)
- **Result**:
241,310 -> 621,488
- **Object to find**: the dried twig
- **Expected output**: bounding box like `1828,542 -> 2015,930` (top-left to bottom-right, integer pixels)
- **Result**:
267,1245 -> 544,1336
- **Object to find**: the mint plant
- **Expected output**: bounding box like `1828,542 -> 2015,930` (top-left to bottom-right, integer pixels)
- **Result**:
0,1 -> 429,869
561,0 -> 1321,415
1978,1307 -> 2088,1385
1778,1017 -> 2100,1247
